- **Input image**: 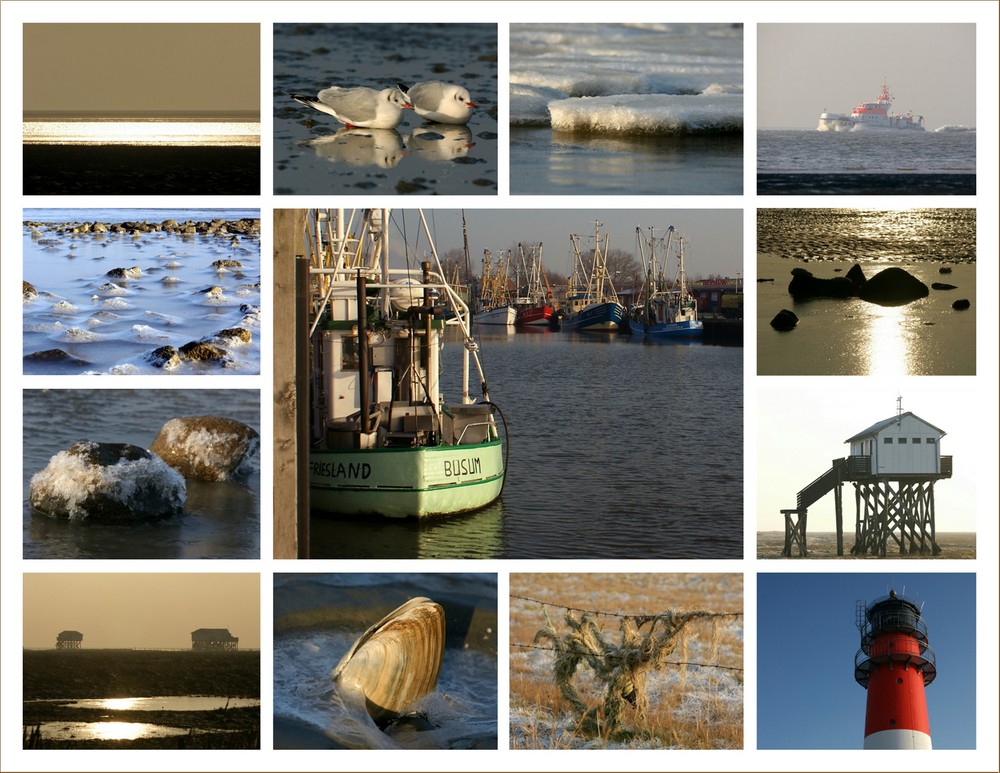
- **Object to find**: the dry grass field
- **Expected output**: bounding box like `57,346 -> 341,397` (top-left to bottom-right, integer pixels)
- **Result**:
509,573 -> 743,750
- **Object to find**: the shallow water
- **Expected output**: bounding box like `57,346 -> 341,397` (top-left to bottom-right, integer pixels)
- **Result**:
273,573 -> 497,750
31,720 -> 193,742
42,696 -> 260,711
273,23 -> 498,196
757,208 -> 976,376
23,389 -> 260,560
311,331 -> 743,560
510,23 -> 743,195
23,209 -> 261,375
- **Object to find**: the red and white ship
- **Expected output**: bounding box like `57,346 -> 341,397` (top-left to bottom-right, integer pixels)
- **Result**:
818,80 -> 925,132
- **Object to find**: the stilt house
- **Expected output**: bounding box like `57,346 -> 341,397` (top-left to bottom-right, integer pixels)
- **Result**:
56,630 -> 83,649
191,628 -> 239,651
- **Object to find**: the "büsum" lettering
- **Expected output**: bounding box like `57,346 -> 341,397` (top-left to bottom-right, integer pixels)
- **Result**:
443,457 -> 482,477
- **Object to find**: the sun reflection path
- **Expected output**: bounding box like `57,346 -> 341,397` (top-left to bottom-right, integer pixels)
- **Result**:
862,304 -> 911,377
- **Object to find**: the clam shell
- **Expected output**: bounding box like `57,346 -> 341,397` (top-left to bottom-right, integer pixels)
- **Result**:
332,597 -> 445,727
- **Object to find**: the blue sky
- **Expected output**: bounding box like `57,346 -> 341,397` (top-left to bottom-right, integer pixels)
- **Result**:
757,572 -> 976,750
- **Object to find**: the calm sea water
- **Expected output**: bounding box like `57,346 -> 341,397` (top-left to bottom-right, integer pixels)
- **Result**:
757,208 -> 976,376
273,573 -> 497,749
311,332 -> 743,560
273,23 -> 498,196
23,389 -> 260,560
757,129 -> 976,194
23,209 -> 261,375
509,23 -> 743,195
758,129 -> 976,173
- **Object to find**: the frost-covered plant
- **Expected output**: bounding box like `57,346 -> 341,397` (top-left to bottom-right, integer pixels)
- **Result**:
533,608 -> 715,739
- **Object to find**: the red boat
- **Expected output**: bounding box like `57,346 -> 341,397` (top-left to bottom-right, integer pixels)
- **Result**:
513,242 -> 559,329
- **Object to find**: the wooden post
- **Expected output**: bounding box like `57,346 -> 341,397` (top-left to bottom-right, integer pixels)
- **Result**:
273,209 -> 308,559
834,484 -> 844,556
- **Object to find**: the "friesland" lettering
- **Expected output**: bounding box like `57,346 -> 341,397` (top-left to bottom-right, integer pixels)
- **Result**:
311,460 -> 371,479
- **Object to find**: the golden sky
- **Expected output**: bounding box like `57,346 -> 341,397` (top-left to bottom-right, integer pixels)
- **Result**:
23,573 -> 260,649
23,23 -> 260,117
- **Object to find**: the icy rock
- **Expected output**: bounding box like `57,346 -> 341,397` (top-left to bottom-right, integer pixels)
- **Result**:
149,416 -> 260,481
29,441 -> 186,522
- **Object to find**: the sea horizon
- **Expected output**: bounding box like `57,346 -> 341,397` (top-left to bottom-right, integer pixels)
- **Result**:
23,111 -> 260,146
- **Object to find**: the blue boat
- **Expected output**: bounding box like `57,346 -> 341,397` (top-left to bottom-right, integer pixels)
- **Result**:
562,221 -> 628,333
630,225 -> 703,339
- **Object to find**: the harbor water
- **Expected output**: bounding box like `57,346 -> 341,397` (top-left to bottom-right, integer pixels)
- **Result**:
311,331 -> 743,560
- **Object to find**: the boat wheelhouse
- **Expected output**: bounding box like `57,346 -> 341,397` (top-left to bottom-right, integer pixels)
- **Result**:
307,209 -> 506,518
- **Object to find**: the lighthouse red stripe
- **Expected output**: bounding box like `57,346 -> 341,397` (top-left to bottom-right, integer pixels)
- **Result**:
863,633 -> 932,737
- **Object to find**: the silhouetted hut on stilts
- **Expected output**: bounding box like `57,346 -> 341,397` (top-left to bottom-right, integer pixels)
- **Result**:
191,628 -> 239,651
55,630 -> 83,649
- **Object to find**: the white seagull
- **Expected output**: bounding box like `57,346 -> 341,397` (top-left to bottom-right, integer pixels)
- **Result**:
291,85 -> 413,130
398,81 -> 478,124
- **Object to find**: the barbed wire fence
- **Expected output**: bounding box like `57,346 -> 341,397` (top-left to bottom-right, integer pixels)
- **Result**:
509,593 -> 744,741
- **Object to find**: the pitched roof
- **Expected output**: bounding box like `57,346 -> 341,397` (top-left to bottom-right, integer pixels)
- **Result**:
844,411 -> 946,443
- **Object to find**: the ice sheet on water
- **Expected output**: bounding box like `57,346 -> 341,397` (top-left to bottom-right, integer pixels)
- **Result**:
510,22 -> 743,132
548,94 -> 743,135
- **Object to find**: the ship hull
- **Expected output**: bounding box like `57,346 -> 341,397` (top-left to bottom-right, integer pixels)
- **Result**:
310,439 -> 505,518
633,319 -> 704,338
563,301 -> 626,333
475,306 -> 516,326
515,304 -> 557,327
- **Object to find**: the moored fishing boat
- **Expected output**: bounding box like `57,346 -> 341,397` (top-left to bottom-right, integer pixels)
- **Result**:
306,209 -> 506,518
818,79 -> 925,132
474,248 -> 515,326
630,225 -> 703,339
562,221 -> 627,333
513,243 -> 558,329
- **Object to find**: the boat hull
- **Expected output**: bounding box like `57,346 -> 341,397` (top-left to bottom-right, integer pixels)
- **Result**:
633,319 -> 704,338
515,304 -> 556,327
310,439 -> 505,518
475,306 -> 515,326
563,301 -> 626,333
818,115 -> 925,132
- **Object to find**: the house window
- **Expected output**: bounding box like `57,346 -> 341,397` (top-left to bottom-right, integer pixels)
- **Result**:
912,438 -> 922,444
899,438 -> 908,444
884,437 -> 893,444
927,438 -> 936,445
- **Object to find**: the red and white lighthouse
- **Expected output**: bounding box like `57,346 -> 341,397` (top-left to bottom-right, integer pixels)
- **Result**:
854,589 -> 937,749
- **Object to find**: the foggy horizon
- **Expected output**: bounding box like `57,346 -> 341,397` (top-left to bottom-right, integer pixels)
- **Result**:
23,574 -> 260,650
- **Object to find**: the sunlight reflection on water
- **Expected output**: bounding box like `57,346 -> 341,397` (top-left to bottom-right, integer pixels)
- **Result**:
23,121 -> 260,146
